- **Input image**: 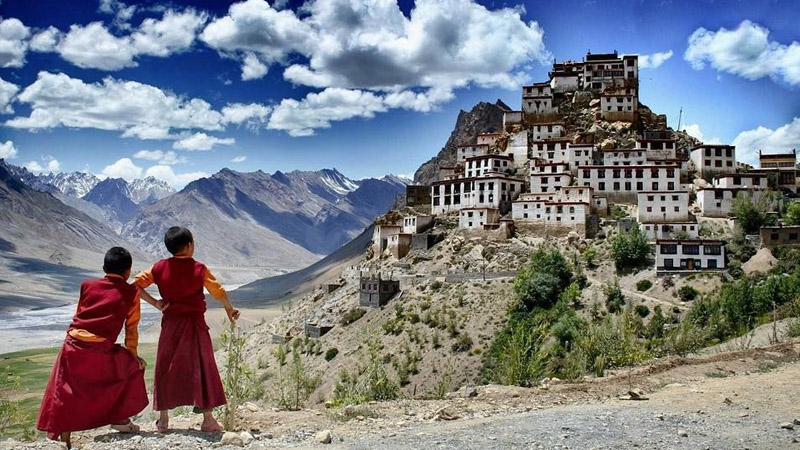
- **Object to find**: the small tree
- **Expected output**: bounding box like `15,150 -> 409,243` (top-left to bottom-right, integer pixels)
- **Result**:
785,202 -> 800,226
603,279 -> 625,313
611,226 -> 650,270
731,191 -> 775,234
678,285 -> 699,302
271,345 -> 321,411
514,248 -> 573,311
220,320 -> 261,430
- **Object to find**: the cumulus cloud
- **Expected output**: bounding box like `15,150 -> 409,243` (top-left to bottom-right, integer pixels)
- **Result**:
173,132 -> 235,151
25,157 -> 60,173
241,52 -> 268,80
98,0 -> 138,30
33,9 -> 207,71
0,140 -> 17,159
231,155 -> 247,163
0,76 -> 19,113
221,102 -> 271,129
681,123 -> 722,145
144,164 -> 207,188
732,117 -> 800,166
268,88 -> 387,136
685,20 -> 800,86
0,18 -> 30,68
638,50 -> 673,69
101,157 -> 143,180
6,72 -> 267,138
133,149 -> 187,165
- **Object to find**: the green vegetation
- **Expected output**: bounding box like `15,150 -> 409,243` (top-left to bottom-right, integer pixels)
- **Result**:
220,320 -> 262,429
513,248 -> 573,311
610,226 -> 650,271
635,304 -> 650,318
325,348 -> 339,361
678,285 -> 699,302
784,202 -> 800,226
603,279 -> 625,313
270,344 -> 321,411
340,307 -> 366,326
731,191 -> 776,234
331,339 -> 400,406
636,279 -> 653,292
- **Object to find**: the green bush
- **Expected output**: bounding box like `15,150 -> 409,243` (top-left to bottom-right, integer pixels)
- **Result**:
583,247 -> 598,268
452,333 -> 473,353
636,279 -> 653,292
325,348 -> 339,361
332,339 -> 400,406
610,226 -> 650,270
341,307 -> 366,326
731,190 -> 776,234
635,304 -> 650,318
382,318 -> 404,335
270,345 -> 321,411
514,248 -> 573,311
785,202 -> 800,226
678,285 -> 699,302
603,279 -> 625,314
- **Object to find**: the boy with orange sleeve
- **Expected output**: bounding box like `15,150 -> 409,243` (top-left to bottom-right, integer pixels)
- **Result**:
37,247 -> 160,448
135,226 -> 240,433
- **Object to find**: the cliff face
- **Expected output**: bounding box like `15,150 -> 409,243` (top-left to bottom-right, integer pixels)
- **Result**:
413,100 -> 508,185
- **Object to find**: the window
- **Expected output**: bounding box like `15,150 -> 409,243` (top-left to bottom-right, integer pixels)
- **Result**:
599,182 -> 606,191
683,245 -> 700,255
703,245 -> 721,255
708,260 -> 717,269
613,182 -> 620,190
661,245 -> 678,254
790,233 -> 798,241
664,259 -> 674,268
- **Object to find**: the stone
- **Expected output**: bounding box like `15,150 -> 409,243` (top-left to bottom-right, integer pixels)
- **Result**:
589,99 -> 600,108
434,406 -> 461,421
678,430 -> 688,437
780,422 -> 795,430
316,429 -> 333,444
131,435 -> 143,443
221,431 -> 244,446
244,402 -> 260,412
240,431 -> 254,445
464,387 -> 478,398
344,405 -> 357,416
794,418 -> 800,425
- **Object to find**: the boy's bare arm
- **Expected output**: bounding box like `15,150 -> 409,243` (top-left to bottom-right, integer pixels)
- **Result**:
137,285 -> 167,311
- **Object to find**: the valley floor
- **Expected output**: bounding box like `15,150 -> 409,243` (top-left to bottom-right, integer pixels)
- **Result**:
4,339 -> 800,449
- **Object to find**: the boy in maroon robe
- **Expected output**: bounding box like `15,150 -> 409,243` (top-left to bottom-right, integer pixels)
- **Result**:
37,247 -> 162,448
135,226 -> 240,433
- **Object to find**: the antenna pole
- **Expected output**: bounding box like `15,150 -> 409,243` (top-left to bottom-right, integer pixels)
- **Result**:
677,107 -> 683,132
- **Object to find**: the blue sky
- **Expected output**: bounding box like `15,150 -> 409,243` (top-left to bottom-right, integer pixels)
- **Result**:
0,0 -> 798,187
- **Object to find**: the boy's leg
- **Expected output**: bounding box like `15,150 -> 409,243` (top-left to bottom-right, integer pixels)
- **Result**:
156,410 -> 169,432
200,410 -> 223,432
59,432 -> 71,449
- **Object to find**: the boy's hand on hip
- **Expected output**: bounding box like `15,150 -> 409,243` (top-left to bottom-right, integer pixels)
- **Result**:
136,357 -> 147,370
155,300 -> 169,312
226,307 -> 240,322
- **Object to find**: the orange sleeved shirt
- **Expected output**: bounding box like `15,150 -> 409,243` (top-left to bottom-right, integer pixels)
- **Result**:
68,274 -> 142,357
134,262 -> 228,302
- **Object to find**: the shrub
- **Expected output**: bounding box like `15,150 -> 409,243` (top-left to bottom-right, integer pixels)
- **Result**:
382,318 -> 404,335
785,202 -> 800,226
514,248 -> 573,311
341,307 -> 366,326
636,279 -> 652,292
663,319 -> 708,357
583,247 -> 598,268
452,333 -> 473,353
732,190 -> 776,234
220,320 -> 262,429
270,344 -> 321,411
577,315 -> 647,377
431,280 -> 443,291
603,279 -> 625,314
332,339 -> 400,406
635,304 -> 650,318
610,226 -> 650,270
678,285 -> 698,302
325,348 -> 339,361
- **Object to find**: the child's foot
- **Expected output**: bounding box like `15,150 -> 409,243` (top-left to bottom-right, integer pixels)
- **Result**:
155,418 -> 169,433
110,419 -> 140,433
58,432 -> 72,449
200,418 -> 223,433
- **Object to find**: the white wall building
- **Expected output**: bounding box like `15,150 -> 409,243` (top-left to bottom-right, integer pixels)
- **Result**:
583,52 -> 638,91
603,148 -> 647,166
476,133 -> 500,146
696,188 -> 765,218
656,239 -> 725,272
465,155 -> 514,178
402,215 -> 433,234
457,144 -> 489,162
578,164 -> 680,202
459,208 -> 500,230
372,224 -> 402,254
713,173 -> 768,190
431,175 -> 524,215
530,123 -> 565,141
690,145 -> 736,180
568,144 -> 595,173
503,111 -> 523,130
522,82 -> 557,115
600,87 -> 638,121
531,139 -> 571,163
501,130 -> 530,166
637,191 -> 690,223
642,222 -> 700,241
530,160 -> 572,193
549,61 -> 582,92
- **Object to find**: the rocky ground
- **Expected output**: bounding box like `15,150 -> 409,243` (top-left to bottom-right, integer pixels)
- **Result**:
4,339 -> 800,450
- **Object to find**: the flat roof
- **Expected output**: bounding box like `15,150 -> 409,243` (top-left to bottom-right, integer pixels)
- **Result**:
637,191 -> 690,195
713,173 -> 764,179
690,144 -> 734,150
578,164 -> 680,169
656,239 -> 724,245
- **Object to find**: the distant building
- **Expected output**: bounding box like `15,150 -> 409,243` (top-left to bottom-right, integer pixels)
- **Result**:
636,191 -> 690,223
406,185 -> 431,206
578,164 -> 680,202
567,144 -> 596,173
713,173 -> 768,190
500,130 -> 530,166
759,150 -> 797,190
305,322 -> 334,338
760,225 -> 800,248
530,122 -> 565,141
457,144 -> 490,162
531,139 -> 571,163
583,52 -> 638,92
655,239 -> 726,273
600,87 -> 638,121
465,155 -> 514,178
529,160 -> 573,193
696,188 -> 766,218
387,233 -> 412,259
502,110 -> 524,130
476,133 -> 501,146
603,148 -> 647,166
372,224 -> 402,254
522,82 -> 557,115
431,174 -> 524,215
459,207 -> 500,230
402,215 -> 433,234
642,222 -> 700,241
690,145 -> 736,180
359,274 -> 400,308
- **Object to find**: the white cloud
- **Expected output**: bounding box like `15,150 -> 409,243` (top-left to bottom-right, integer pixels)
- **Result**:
268,87 -> 387,136
29,26 -> 61,52
732,117 -> 800,166
241,52 -> 268,80
133,149 -> 187,165
102,157 -> 143,181
173,132 -> 235,151
685,20 -> 800,86
221,102 -> 271,129
0,18 -> 30,68
0,140 -> 17,159
98,0 -> 138,29
638,50 -> 673,69
231,155 -> 247,163
35,9 -> 206,71
25,157 -> 60,173
681,123 -> 722,145
0,76 -> 19,114
144,164 -> 207,188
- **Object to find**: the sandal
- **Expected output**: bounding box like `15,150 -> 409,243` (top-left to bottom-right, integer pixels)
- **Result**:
110,420 -> 140,433
155,419 -> 169,433
200,421 -> 223,433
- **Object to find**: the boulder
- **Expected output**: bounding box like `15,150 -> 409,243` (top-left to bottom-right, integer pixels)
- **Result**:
316,429 -> 333,444
221,431 -> 244,446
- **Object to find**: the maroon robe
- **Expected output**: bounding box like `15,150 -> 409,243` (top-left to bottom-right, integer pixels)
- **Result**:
150,257 -> 226,411
37,277 -> 148,440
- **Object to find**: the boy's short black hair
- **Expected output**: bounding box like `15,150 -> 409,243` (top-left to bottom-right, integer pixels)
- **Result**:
164,226 -> 193,255
103,247 -> 132,276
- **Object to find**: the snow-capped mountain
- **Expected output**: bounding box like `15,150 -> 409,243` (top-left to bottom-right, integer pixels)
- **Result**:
38,171 -> 101,198
83,178 -> 141,224
127,177 -> 175,205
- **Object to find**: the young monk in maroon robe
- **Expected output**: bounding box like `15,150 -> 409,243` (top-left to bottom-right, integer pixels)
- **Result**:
37,247 -> 165,448
135,226 -> 240,433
